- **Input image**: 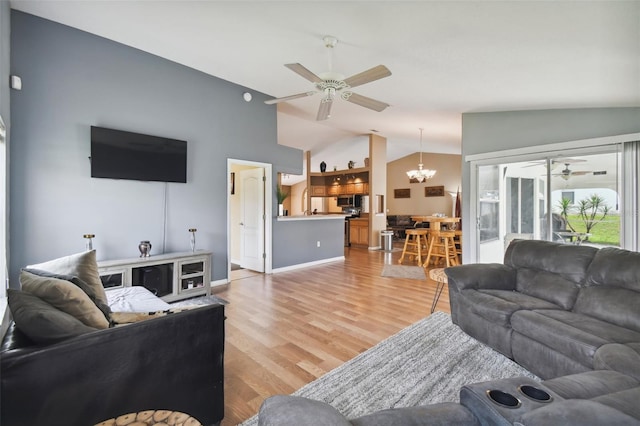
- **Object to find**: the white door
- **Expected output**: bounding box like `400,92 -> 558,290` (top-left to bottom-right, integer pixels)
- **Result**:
239,168 -> 265,272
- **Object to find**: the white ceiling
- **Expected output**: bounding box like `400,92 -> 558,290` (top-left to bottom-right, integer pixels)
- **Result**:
11,1 -> 640,185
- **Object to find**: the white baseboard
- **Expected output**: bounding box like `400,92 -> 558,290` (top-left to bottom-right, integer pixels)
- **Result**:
271,256 -> 345,274
211,279 -> 229,288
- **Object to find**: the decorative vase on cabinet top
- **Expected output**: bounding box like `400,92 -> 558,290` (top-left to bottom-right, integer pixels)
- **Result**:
139,240 -> 152,257
320,161 -> 326,173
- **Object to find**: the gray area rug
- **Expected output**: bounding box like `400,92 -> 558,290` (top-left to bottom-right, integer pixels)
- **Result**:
381,264 -> 426,280
170,294 -> 228,307
240,312 -> 537,425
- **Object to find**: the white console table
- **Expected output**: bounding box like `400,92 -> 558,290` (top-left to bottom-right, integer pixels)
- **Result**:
97,251 -> 212,302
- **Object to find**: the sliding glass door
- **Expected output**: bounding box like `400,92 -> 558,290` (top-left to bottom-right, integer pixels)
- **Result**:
475,147 -> 622,263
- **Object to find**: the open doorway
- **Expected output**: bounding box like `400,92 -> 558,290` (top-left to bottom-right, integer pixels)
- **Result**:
227,159 -> 273,281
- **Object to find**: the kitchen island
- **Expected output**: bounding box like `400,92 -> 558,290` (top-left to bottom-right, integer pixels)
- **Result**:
276,214 -> 347,221
273,214 -> 346,271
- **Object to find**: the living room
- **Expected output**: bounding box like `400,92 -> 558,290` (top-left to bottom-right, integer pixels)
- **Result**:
1,2 -> 640,426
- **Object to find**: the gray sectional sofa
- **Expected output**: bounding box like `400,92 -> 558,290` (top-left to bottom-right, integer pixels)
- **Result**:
447,239 -> 640,381
258,240 -> 640,425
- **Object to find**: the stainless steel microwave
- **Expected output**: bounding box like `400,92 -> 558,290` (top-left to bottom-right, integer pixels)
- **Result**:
337,195 -> 362,207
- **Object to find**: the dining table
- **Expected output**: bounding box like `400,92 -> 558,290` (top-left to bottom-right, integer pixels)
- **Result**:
411,216 -> 461,231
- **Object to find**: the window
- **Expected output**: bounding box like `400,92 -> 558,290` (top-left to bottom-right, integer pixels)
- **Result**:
561,191 -> 575,204
471,142 -> 633,264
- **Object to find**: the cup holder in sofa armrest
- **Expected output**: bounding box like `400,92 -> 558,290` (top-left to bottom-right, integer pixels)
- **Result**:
486,390 -> 522,408
518,385 -> 553,403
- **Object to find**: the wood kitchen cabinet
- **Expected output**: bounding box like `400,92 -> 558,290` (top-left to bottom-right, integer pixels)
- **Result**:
354,182 -> 368,194
311,185 -> 326,196
349,219 -> 369,246
327,185 -> 340,196
309,168 -> 370,197
343,183 -> 355,194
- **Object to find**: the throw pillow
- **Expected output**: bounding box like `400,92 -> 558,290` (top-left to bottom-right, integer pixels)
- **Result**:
28,250 -> 108,306
20,270 -> 110,329
23,268 -> 112,322
7,289 -> 98,344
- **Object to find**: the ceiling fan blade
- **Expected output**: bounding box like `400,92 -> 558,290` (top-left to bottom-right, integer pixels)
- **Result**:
552,158 -> 586,164
343,92 -> 390,112
343,65 -> 392,88
316,99 -> 333,121
570,171 -> 592,176
285,63 -> 323,83
264,91 -> 316,105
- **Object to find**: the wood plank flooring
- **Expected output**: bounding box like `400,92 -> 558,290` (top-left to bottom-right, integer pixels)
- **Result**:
213,245 -> 451,425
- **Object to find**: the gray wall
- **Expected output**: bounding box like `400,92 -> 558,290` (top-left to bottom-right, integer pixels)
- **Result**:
460,107 -> 640,259
9,11 -> 315,284
0,2 -> 8,123
1,0 -> 9,273
273,219 -> 344,267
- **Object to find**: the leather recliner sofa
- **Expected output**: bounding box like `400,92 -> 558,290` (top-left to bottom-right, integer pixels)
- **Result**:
258,240 -> 640,425
447,239 -> 640,381
1,303 -> 226,426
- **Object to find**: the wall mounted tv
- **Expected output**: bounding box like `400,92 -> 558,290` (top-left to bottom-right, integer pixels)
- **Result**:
90,126 -> 187,183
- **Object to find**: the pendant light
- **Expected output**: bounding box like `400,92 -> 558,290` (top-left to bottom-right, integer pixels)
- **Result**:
406,128 -> 436,182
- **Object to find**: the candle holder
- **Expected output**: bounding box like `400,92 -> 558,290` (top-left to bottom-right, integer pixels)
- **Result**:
189,228 -> 197,252
83,234 -> 95,251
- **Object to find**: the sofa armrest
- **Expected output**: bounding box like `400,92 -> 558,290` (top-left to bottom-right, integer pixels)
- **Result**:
445,264 -> 516,292
1,304 -> 225,426
259,395 -> 352,426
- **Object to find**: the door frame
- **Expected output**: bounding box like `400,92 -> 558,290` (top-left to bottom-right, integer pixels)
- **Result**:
227,159 -> 273,280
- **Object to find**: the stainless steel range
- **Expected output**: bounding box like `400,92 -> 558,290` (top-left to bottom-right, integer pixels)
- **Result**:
342,207 -> 361,247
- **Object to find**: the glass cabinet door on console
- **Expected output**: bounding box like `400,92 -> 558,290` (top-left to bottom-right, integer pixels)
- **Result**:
179,259 -> 207,294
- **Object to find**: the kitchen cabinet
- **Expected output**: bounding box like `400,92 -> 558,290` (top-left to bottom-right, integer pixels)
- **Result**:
311,185 -> 326,196
354,182 -> 368,194
327,185 -> 340,196
343,183 -> 355,195
349,219 -> 369,246
309,168 -> 370,197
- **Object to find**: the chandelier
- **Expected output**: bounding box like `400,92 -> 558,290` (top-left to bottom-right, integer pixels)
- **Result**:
406,128 -> 436,182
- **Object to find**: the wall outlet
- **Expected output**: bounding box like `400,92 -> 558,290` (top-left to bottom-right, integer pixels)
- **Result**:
317,241 -> 321,247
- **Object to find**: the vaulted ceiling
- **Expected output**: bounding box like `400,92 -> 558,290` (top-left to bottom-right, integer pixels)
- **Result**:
11,1 -> 640,183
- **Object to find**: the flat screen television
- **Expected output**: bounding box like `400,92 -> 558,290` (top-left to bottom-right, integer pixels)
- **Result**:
90,126 -> 187,183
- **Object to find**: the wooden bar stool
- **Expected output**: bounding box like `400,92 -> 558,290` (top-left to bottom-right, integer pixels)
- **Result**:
398,228 -> 429,265
453,230 -> 462,264
423,229 -> 459,267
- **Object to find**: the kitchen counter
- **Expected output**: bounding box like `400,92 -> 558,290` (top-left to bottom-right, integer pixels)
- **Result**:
348,217 -> 368,222
276,214 -> 347,221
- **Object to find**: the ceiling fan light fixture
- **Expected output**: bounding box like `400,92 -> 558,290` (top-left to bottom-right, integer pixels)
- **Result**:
323,87 -> 336,102
406,128 -> 436,182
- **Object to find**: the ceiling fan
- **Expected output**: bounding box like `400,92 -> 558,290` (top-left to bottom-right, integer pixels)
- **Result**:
264,35 -> 392,121
553,163 -> 607,181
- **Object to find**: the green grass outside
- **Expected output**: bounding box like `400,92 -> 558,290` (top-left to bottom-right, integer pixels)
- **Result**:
564,213 -> 620,246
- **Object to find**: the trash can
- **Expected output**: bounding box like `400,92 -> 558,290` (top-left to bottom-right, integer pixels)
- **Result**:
381,230 -> 394,252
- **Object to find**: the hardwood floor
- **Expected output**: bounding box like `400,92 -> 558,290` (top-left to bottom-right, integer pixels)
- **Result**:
213,245 -> 452,425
